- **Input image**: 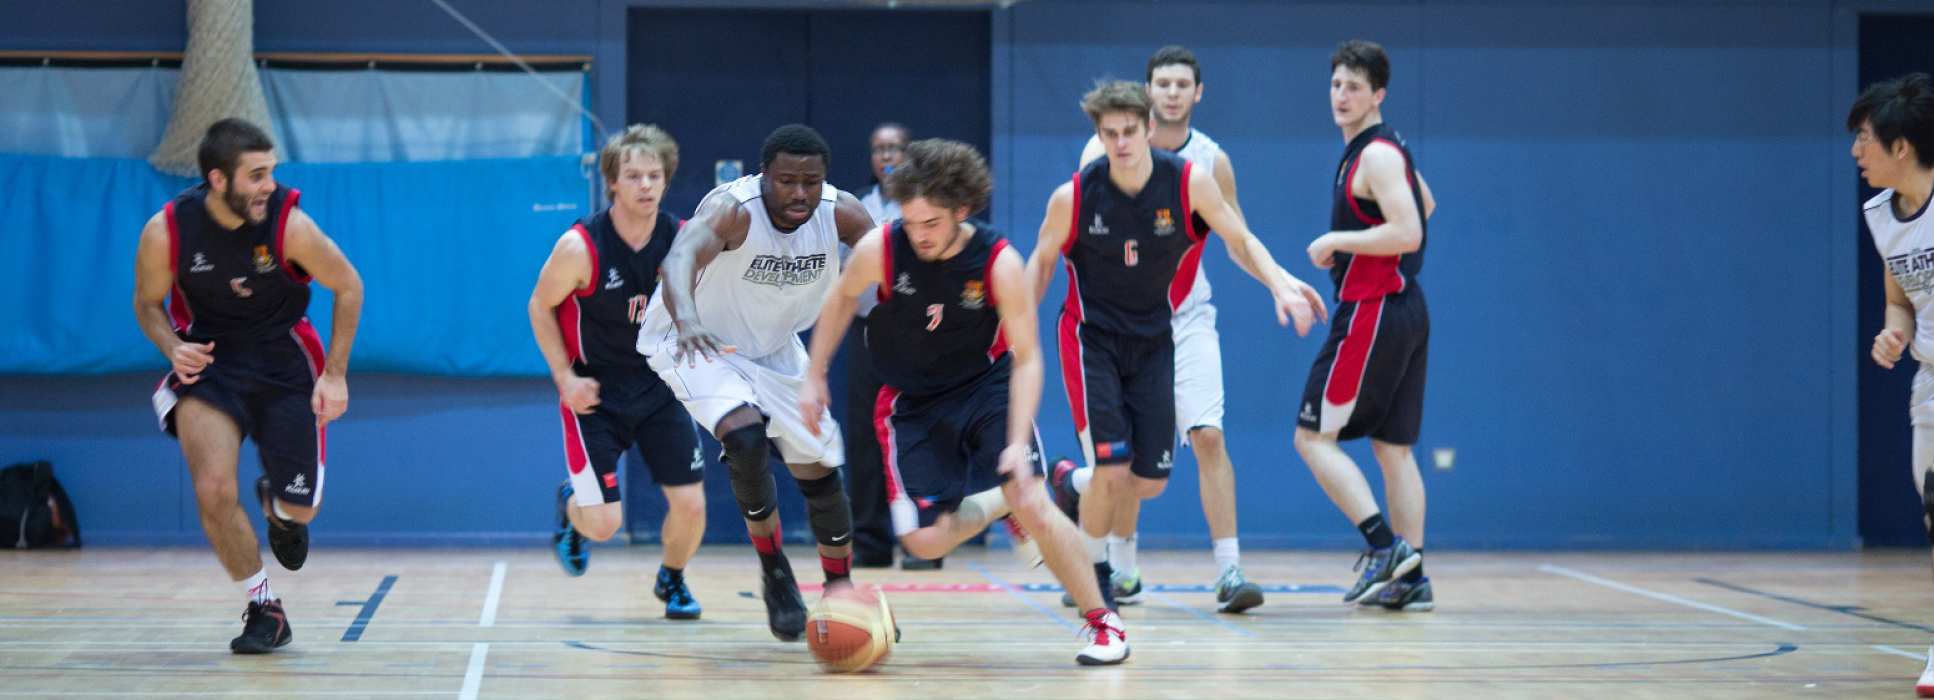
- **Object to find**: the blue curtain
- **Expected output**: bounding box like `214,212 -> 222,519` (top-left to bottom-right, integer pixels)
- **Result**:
0,154 -> 593,376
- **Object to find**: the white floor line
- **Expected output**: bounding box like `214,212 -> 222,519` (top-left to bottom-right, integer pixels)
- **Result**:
459,642 -> 489,700
0,693 -> 447,697
1874,644 -> 1931,661
1537,564 -> 1807,631
479,561 -> 507,628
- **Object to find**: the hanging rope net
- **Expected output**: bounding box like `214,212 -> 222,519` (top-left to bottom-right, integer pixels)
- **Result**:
148,0 -> 273,177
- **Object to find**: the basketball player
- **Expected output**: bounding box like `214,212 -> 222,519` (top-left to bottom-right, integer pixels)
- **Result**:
1850,72 -> 1934,696
1294,40 -> 1441,611
800,139 -> 1129,664
637,124 -> 873,642
132,118 -> 364,653
1064,45 -> 1264,612
529,124 -> 705,620
1029,81 -> 1327,611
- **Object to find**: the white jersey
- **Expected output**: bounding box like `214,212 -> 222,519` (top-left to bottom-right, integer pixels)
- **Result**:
1083,127 -> 1222,312
1868,188 -> 1934,364
639,175 -> 844,360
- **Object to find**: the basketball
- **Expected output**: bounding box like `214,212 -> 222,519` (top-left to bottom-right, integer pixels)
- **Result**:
805,585 -> 896,674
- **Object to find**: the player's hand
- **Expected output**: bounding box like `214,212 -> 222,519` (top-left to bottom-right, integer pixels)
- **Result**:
1307,233 -> 1339,270
799,374 -> 830,437
997,443 -> 1035,480
170,340 -> 214,385
672,320 -> 737,367
1874,328 -> 1908,369
312,372 -> 348,427
1271,273 -> 1326,337
557,374 -> 601,415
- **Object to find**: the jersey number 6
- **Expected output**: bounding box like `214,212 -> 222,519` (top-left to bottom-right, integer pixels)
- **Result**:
1124,239 -> 1140,267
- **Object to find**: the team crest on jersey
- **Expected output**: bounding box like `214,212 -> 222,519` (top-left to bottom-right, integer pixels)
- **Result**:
1153,209 -> 1175,237
1088,214 -> 1110,236
189,252 -> 214,274
893,272 -> 917,296
742,253 -> 828,288
959,280 -> 986,310
604,268 -> 624,290
252,245 -> 275,274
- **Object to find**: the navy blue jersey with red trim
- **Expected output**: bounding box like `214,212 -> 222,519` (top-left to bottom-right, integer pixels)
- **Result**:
865,220 -> 1011,396
1063,149 -> 1209,337
557,209 -> 681,374
164,184 -> 310,343
1329,122 -> 1426,301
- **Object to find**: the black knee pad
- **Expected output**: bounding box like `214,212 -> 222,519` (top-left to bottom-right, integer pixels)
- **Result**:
720,424 -> 776,521
796,472 -> 853,547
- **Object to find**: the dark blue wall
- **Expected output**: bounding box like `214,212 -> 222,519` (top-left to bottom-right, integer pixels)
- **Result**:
3,0 -> 1902,548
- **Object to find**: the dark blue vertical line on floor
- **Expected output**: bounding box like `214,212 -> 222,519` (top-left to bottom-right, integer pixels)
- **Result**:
339,574 -> 398,642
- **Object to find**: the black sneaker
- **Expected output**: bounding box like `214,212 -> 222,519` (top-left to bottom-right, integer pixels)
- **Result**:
1375,576 -> 1435,612
1049,457 -> 1082,522
1343,537 -> 1420,604
1215,566 -> 1266,614
760,557 -> 807,641
256,477 -> 308,571
229,599 -> 293,654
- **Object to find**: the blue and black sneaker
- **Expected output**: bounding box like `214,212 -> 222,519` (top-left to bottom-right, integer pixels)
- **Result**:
654,566 -> 701,620
1374,575 -> 1434,612
552,481 -> 588,577
1344,537 -> 1419,604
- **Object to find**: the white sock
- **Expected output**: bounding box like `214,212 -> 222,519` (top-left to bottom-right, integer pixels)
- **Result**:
1111,533 -> 1138,577
1071,467 -> 1093,495
241,569 -> 274,604
1213,537 -> 1240,576
1084,532 -> 1109,564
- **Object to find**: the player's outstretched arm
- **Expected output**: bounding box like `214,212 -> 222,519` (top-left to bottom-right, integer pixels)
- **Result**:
282,209 -> 362,425
659,190 -> 750,363
528,229 -> 601,414
990,245 -> 1042,475
802,226 -> 887,436
1024,183 -> 1076,306
1188,165 -> 1326,336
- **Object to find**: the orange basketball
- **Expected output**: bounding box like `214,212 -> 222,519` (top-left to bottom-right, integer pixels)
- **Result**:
805,584 -> 896,673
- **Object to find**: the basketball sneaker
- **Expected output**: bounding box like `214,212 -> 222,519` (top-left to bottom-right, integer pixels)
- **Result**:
1344,537 -> 1420,604
1003,516 -> 1044,568
1049,456 -> 1081,522
760,556 -> 808,641
1374,576 -> 1435,612
1061,568 -> 1140,608
1215,566 -> 1265,614
1075,608 -> 1129,666
256,477 -> 308,571
229,599 -> 293,654
654,566 -> 701,620
551,481 -> 588,576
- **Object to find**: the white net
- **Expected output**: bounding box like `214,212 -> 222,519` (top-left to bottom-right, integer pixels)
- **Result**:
148,0 -> 273,177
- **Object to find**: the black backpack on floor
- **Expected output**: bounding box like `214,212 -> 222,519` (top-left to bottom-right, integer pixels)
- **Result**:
0,461 -> 81,548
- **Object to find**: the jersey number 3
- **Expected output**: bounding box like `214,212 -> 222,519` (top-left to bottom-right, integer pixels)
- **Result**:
1123,240 -> 1140,267
926,304 -> 944,331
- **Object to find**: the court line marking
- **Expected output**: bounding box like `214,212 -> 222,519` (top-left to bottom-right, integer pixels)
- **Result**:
479,561 -> 507,628
339,574 -> 399,642
1142,589 -> 1257,638
1695,577 -> 1934,633
1874,644 -> 1930,661
1537,564 -> 1807,631
459,642 -> 488,700
965,561 -> 1079,633
0,693 -> 446,697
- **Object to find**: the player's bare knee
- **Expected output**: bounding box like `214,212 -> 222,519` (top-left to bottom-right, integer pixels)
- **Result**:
191,476 -> 238,512
276,501 -> 318,524
664,486 -> 705,522
1189,426 -> 1226,456
1134,476 -> 1168,500
899,532 -> 949,561
1370,440 -> 1415,469
577,504 -> 623,541
1293,427 -> 1331,455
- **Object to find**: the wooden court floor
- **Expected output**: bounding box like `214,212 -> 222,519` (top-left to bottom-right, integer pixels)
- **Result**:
1,547 -> 1930,698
